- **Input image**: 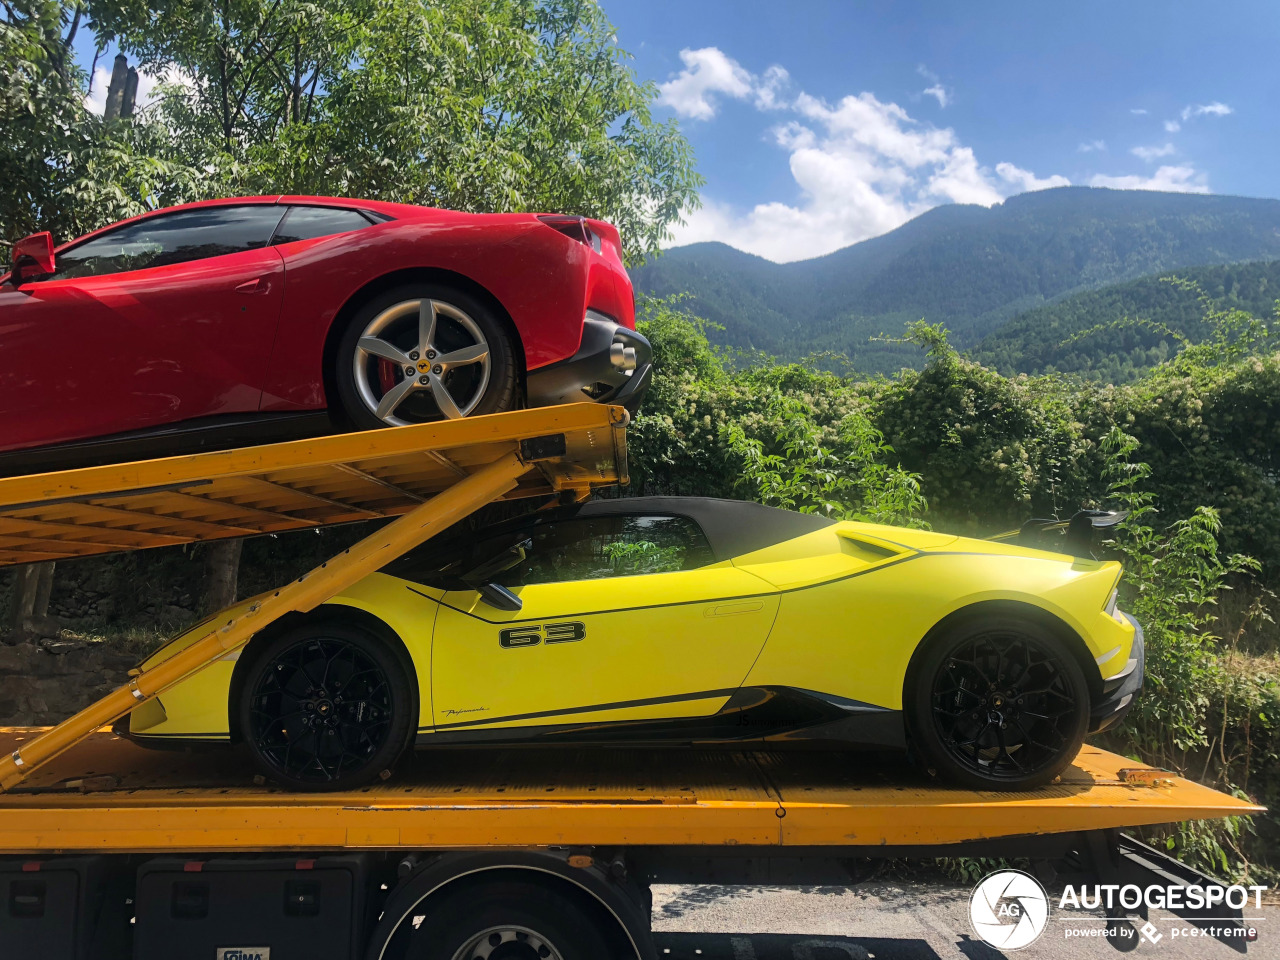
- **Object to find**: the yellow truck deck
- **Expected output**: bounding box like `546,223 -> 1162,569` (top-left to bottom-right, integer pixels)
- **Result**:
0,730 -> 1259,854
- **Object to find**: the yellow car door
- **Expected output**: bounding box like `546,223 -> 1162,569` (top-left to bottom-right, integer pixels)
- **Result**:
428,512 -> 779,735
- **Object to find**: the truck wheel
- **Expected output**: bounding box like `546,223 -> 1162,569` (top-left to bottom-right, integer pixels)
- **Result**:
907,617 -> 1090,791
335,283 -> 518,429
239,622 -> 414,791
405,879 -> 621,960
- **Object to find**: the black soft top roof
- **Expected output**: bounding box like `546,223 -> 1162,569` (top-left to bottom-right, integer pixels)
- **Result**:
566,496 -> 834,561
385,497 -> 836,581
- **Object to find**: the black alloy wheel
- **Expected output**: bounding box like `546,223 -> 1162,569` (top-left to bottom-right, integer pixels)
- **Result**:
239,621 -> 414,791
908,617 -> 1090,790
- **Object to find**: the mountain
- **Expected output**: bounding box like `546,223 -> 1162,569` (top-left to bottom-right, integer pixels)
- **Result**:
630,187 -> 1280,372
971,258 -> 1280,382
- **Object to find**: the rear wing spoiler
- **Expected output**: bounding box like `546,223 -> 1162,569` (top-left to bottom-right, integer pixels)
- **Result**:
989,509 -> 1129,559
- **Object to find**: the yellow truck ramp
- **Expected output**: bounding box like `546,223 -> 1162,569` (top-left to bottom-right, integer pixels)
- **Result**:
0,402 -> 626,567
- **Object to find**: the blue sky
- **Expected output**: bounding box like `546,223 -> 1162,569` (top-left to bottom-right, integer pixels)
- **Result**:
604,0 -> 1280,261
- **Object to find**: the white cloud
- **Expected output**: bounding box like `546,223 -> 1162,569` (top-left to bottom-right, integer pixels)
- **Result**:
85,63 -> 190,116
753,65 -> 791,111
1181,101 -> 1232,121
996,162 -> 1071,193
917,64 -> 951,108
667,81 -> 1069,262
85,67 -> 111,115
922,84 -> 950,108
1130,108 -> 1149,115
929,147 -> 1004,205
1131,142 -> 1177,161
657,47 -> 758,120
1078,139 -> 1107,153
1157,101 -> 1230,134
1089,165 -> 1209,193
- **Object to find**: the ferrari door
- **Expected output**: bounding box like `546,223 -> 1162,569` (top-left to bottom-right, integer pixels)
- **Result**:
429,513 -> 779,733
0,204 -> 286,451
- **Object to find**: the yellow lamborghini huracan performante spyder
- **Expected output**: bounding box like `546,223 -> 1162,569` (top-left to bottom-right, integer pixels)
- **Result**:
119,497 -> 1144,792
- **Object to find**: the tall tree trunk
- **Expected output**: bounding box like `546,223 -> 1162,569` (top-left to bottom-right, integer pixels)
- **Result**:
203,540 -> 243,614
9,561 -> 56,639
33,562 -> 54,618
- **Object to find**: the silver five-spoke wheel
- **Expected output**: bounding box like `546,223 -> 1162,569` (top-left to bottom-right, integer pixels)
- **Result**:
353,298 -> 492,423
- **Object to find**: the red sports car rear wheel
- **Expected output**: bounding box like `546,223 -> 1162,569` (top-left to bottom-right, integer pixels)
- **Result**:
336,283 -> 517,429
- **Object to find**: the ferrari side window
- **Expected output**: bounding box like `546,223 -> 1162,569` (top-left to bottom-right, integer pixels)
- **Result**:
272,206 -> 378,244
499,515 -> 715,587
51,206 -> 286,280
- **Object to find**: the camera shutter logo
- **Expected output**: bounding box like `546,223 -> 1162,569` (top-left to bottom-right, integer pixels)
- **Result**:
970,870 -> 1050,950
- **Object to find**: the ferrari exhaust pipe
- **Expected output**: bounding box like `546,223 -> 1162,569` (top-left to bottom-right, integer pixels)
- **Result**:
610,341 -> 637,372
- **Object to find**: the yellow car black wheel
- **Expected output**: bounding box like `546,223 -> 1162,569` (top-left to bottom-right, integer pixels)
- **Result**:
910,616 -> 1090,791
239,621 -> 414,791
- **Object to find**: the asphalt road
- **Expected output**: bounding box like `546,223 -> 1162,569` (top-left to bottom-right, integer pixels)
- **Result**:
650,881 -> 1276,960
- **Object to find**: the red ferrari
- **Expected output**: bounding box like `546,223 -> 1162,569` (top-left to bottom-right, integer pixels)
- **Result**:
0,196 -> 648,470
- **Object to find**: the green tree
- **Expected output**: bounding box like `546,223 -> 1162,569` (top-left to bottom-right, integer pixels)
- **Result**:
1,0 -> 198,244
89,0 -> 702,260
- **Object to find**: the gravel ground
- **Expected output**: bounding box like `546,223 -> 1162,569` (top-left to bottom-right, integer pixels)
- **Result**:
650,880 -> 1275,959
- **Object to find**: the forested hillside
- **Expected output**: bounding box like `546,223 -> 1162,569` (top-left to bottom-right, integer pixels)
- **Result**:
631,187 -> 1280,371
973,259 -> 1280,380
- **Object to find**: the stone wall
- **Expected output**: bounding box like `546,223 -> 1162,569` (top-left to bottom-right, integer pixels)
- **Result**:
0,520 -> 397,726
0,640 -> 137,726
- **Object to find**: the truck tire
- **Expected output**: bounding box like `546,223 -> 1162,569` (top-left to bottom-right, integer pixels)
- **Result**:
239,621 -> 415,791
907,616 -> 1090,791
403,878 -> 622,960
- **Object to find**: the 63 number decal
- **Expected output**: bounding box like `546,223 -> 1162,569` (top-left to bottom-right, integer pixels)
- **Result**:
499,621 -> 586,648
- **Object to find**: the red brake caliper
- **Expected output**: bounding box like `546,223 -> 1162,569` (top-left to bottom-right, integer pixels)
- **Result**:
377,358 -> 398,395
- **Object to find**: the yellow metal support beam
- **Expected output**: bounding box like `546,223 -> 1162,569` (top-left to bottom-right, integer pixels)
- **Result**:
0,451 -> 532,792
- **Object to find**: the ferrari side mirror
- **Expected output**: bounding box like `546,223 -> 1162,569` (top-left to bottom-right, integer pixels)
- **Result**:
10,232 -> 56,283
478,581 -> 522,612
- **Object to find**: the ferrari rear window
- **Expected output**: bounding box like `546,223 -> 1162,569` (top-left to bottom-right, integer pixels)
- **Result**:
272,206 -> 379,245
